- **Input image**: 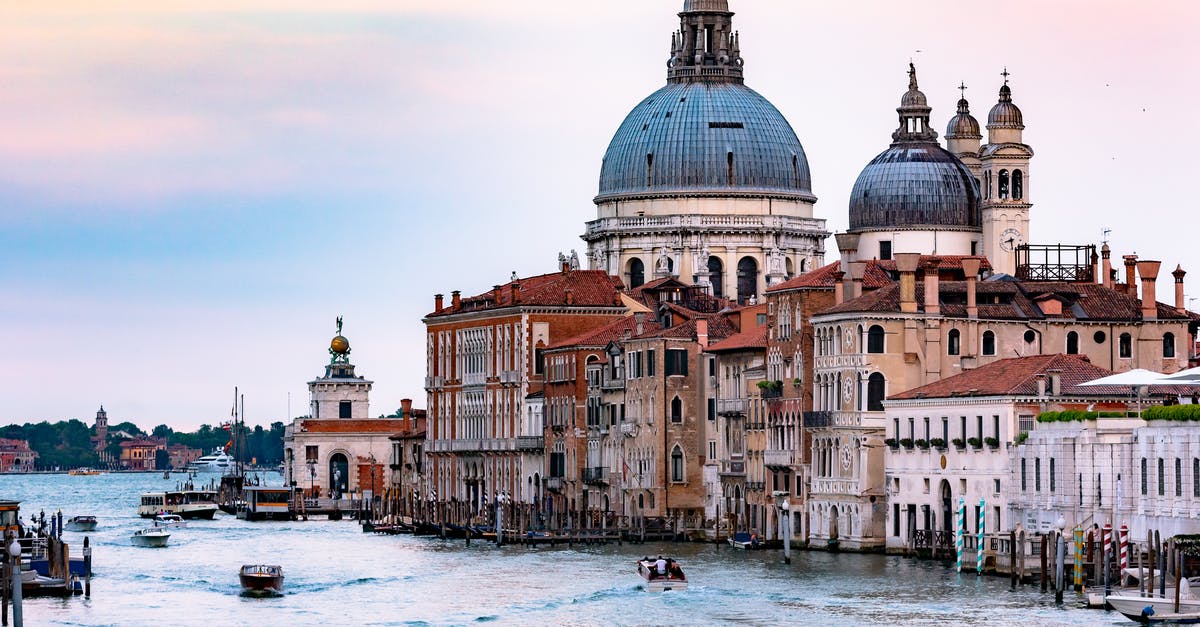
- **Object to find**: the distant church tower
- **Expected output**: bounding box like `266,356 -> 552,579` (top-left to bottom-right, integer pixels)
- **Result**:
583,0 -> 828,303
94,405 -> 108,443
308,318 -> 372,421
979,72 -> 1034,275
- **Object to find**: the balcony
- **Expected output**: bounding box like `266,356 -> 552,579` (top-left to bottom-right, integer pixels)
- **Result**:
515,436 -> 544,451
764,449 -> 798,469
545,477 -> 564,492
499,370 -> 521,386
803,411 -> 878,429
745,481 -> 766,492
601,378 -> 625,391
583,467 -> 608,485
811,478 -> 860,495
717,398 -> 745,415
718,460 -> 745,477
620,423 -> 638,438
424,376 -> 444,391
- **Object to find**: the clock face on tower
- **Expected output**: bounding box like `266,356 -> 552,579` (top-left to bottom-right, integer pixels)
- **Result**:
999,227 -> 1022,252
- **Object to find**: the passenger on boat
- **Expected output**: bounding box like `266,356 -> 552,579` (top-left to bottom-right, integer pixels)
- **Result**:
655,556 -> 667,578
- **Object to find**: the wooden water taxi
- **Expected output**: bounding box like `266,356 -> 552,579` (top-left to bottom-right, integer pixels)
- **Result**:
64,515 -> 98,532
636,556 -> 687,592
239,564 -> 284,594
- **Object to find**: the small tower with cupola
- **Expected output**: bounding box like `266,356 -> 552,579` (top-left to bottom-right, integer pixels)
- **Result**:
308,317 -> 373,421
979,70 -> 1034,275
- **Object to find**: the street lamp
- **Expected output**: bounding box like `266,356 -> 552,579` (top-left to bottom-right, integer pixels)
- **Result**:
307,461 -> 316,498
773,491 -> 791,565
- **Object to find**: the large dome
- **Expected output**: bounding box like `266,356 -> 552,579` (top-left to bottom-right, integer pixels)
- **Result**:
848,143 -> 981,231
596,81 -> 814,203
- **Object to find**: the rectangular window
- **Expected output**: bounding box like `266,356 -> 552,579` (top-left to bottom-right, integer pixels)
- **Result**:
1035,458 -> 1041,492
707,398 -> 716,421
1177,458 -> 1183,497
908,417 -> 915,440
1021,459 -> 1027,491
893,503 -> 900,537
708,440 -> 716,460
1159,458 -> 1166,496
923,417 -> 930,441
550,452 -> 565,478
961,416 -> 967,441
306,446 -> 318,462
942,418 -> 949,444
671,453 -> 684,482
1018,414 -> 1034,435
1194,458 -> 1199,498
977,415 -> 984,440
994,479 -> 1001,494
1141,458 -> 1148,495
647,349 -> 656,377
665,349 -> 689,376
993,415 -> 1001,440
339,401 -> 352,419
879,240 -> 893,261
894,418 -> 900,440
1049,458 -> 1056,492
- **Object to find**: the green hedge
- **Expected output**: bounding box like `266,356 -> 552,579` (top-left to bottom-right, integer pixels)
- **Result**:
1037,410 -> 1099,423
1142,405 -> 1200,422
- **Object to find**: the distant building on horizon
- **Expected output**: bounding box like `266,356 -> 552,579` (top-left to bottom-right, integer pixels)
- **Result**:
0,438 -> 38,472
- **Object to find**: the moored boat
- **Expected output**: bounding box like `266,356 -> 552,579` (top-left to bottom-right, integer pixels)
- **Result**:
1109,578 -> 1200,623
187,448 -> 236,473
63,515 -> 98,532
728,532 -> 764,549
636,556 -> 687,592
237,486 -> 296,521
130,528 -> 171,548
239,564 -> 284,594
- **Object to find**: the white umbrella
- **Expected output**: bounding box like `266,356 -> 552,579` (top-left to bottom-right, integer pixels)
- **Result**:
1159,367 -> 1200,382
1077,369 -> 1168,387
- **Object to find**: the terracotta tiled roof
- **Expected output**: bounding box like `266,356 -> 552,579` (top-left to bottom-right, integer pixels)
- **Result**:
705,324 -> 768,353
767,261 -> 893,292
820,277 -> 1194,322
298,419 -> 409,434
548,316 -> 661,350
639,313 -> 738,342
875,255 -> 994,273
428,270 -> 624,317
888,354 -> 1115,400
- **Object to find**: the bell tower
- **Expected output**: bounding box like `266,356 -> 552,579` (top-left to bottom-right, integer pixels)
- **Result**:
980,70 -> 1034,275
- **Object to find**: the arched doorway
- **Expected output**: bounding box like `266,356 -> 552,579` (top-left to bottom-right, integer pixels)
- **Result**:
708,256 -> 724,298
737,257 -> 758,304
829,506 -> 840,541
329,453 -> 349,499
940,480 -> 952,534
628,258 -> 645,289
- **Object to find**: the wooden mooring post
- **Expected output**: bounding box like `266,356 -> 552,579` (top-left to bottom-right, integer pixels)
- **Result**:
1040,534 -> 1048,592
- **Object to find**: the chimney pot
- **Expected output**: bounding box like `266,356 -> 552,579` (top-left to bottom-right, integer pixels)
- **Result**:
831,271 -> 846,305
696,319 -> 709,349
895,253 -> 921,313
923,259 -> 941,316
1173,265 -> 1187,313
1048,370 -> 1062,396
512,282 -> 522,304
451,290 -> 462,309
1101,244 -> 1113,288
401,398 -> 413,422
565,288 -> 575,305
1138,260 -> 1162,321
435,293 -> 444,312
1124,255 -> 1139,297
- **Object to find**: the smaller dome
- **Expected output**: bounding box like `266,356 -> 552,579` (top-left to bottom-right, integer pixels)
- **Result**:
901,88 -> 928,108
988,85 -> 1024,129
946,98 -> 981,139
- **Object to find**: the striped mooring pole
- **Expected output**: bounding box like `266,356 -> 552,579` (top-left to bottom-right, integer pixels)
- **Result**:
1120,524 -> 1129,569
977,499 -> 985,575
955,496 -> 965,573
1073,526 -> 1084,588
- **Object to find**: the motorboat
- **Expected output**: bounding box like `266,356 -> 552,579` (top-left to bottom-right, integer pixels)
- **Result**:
728,532 -> 764,549
130,528 -> 171,548
64,515 -> 98,532
187,448 -> 236,473
153,513 -> 187,529
636,557 -> 687,592
239,564 -> 284,594
1108,577 -> 1200,623
68,468 -> 102,476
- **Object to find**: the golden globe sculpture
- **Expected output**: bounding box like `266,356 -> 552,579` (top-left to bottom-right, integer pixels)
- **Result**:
331,335 -> 350,355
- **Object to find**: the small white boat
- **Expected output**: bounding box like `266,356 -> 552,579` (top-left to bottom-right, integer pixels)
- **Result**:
1108,578 -> 1200,623
64,515 -> 98,532
636,557 -> 687,592
131,528 -> 171,548
728,532 -> 764,549
153,513 -> 187,529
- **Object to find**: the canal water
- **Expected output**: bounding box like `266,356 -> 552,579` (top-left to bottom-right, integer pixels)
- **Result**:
6,473 -> 1119,626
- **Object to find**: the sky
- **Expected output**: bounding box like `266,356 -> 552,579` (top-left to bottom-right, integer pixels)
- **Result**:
2,0 -> 1197,430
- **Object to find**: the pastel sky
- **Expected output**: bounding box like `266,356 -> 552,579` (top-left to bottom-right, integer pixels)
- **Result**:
2,1 -> 1197,430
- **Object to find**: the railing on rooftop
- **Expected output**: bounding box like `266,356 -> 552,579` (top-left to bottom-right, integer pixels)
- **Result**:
1015,244 -> 1096,283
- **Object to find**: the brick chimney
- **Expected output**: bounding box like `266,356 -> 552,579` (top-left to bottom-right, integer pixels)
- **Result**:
1138,260 -> 1161,321
401,398 -> 413,423
435,293 -> 444,312
895,253 -> 921,313
1101,244 -> 1112,288
512,282 -> 522,304
451,290 -> 461,309
493,285 -> 503,304
634,312 -> 646,336
1173,265 -> 1187,313
832,270 -> 846,305
696,319 -> 709,348
923,259 -> 941,316
849,261 -> 867,301
1123,255 -> 1138,297
1048,369 -> 1062,396
961,258 -> 981,319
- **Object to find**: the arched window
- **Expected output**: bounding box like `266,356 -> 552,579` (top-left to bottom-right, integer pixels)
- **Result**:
671,446 -> 684,482
998,169 -> 1010,199
947,329 -> 961,356
1066,331 -> 1079,355
1119,333 -> 1132,359
1012,170 -> 1024,200
707,256 -> 724,299
737,257 -> 758,304
867,373 -> 886,412
1164,333 -> 1176,358
670,396 -> 683,423
982,330 -> 996,356
867,325 -> 885,354
628,258 -> 645,289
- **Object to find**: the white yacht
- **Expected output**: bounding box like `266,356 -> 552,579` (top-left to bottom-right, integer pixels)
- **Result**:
187,449 -> 235,473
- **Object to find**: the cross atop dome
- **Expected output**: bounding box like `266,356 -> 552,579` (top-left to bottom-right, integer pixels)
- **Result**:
668,0 -> 744,84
